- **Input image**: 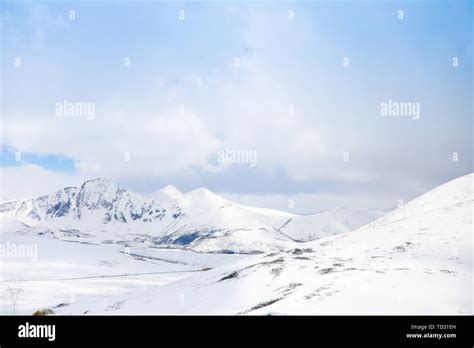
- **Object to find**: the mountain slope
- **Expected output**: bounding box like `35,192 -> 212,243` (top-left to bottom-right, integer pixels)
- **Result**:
88,173 -> 472,314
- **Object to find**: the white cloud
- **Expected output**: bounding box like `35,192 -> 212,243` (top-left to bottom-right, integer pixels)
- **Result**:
1,3 -> 469,207
4,106 -> 221,181
0,4 -> 400,187
0,165 -> 86,201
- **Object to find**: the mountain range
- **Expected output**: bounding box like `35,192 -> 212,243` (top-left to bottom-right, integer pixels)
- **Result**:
91,173 -> 472,314
0,178 -> 384,253
1,174 -> 471,315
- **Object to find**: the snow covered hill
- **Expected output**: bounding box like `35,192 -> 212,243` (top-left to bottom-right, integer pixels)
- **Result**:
1,174 -> 471,315
0,179 -> 384,253
74,173 -> 470,315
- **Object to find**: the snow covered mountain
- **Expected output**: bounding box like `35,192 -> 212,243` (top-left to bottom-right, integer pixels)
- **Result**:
1,174 -> 471,315
0,178 -> 384,253
78,173 -> 470,315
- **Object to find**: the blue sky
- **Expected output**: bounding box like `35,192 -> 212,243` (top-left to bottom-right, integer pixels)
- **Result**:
0,0 -> 472,212
0,144 -> 76,173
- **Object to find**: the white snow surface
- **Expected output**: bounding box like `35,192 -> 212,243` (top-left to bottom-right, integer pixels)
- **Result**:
0,174 -> 472,315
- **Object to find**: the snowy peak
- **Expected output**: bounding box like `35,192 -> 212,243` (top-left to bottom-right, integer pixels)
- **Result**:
148,184 -> 182,203
183,187 -> 228,204
175,187 -> 233,213
362,173 -> 473,230
80,177 -> 119,191
76,178 -> 124,210
0,178 -> 177,227
406,173 -> 473,210
161,185 -> 182,199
